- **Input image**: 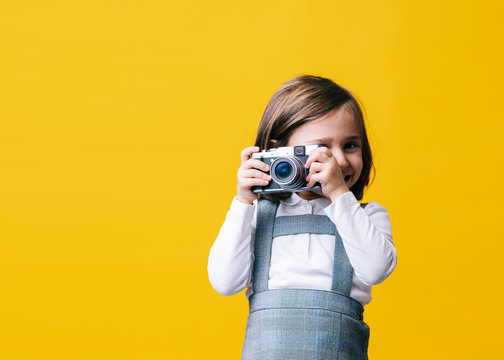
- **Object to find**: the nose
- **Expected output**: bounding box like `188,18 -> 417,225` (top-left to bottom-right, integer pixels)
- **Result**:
332,148 -> 350,170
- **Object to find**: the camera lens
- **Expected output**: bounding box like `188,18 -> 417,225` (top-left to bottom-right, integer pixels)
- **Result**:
274,161 -> 292,179
270,156 -> 307,190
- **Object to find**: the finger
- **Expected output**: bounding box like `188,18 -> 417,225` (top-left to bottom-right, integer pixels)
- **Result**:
306,172 -> 323,188
240,169 -> 271,181
307,161 -> 324,175
239,177 -> 270,189
241,159 -> 270,172
241,146 -> 260,163
305,149 -> 331,169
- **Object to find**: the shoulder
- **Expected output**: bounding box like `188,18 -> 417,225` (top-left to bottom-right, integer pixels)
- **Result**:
360,201 -> 393,235
360,201 -> 390,218
361,200 -> 388,212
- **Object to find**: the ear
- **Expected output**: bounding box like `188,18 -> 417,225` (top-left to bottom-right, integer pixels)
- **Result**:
268,139 -> 279,149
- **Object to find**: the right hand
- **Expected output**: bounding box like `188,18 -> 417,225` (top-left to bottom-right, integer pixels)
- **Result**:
236,146 -> 271,205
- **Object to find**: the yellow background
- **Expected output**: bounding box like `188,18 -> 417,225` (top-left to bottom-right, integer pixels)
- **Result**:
1,1 -> 503,358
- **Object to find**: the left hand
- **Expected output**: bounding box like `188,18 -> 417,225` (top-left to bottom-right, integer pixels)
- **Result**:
305,147 -> 349,202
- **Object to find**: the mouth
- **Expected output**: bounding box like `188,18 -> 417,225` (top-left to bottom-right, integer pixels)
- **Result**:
344,174 -> 352,185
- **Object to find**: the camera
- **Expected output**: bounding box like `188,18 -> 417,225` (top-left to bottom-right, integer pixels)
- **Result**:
251,144 -> 323,194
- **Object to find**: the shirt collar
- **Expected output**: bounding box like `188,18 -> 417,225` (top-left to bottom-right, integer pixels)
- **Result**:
280,192 -> 331,209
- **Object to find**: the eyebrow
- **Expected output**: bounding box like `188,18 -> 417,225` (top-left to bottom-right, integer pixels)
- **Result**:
310,135 -> 361,143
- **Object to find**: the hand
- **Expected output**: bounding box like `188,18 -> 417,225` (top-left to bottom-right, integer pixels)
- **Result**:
236,146 -> 271,205
304,147 -> 349,202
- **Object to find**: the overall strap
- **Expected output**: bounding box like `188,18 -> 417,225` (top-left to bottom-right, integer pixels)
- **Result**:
331,231 -> 353,295
275,213 -> 354,295
252,198 -> 369,296
273,215 -> 337,237
331,202 -> 368,295
252,199 -> 279,293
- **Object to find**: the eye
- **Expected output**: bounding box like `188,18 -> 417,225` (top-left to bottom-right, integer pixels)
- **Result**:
345,142 -> 360,150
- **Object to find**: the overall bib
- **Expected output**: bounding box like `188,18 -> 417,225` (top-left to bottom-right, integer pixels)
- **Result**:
242,199 -> 370,360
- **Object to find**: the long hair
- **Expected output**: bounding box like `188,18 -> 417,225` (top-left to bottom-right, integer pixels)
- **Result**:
254,75 -> 374,201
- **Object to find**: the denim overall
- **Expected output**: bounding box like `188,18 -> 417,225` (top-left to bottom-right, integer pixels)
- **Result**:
242,199 -> 370,360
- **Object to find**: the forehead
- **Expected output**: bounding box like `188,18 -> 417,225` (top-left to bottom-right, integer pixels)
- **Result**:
288,107 -> 361,144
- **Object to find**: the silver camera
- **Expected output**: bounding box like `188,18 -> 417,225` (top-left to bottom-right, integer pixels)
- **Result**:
251,144 -> 323,194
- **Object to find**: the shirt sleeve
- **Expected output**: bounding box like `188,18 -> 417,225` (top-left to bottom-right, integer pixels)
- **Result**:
207,197 -> 257,296
324,191 -> 397,286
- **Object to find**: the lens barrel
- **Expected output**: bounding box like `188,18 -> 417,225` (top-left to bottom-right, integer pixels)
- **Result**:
270,156 -> 307,190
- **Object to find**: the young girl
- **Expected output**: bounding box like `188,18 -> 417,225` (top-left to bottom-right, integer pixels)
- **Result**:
208,75 -> 397,359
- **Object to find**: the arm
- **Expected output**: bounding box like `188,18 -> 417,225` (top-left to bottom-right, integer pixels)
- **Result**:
207,198 -> 257,295
208,146 -> 268,296
324,192 -> 397,286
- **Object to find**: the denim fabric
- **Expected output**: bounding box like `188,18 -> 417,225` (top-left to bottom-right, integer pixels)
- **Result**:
242,199 -> 370,360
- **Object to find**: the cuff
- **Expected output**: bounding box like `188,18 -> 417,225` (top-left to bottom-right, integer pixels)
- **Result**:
230,196 -> 256,218
323,191 -> 360,218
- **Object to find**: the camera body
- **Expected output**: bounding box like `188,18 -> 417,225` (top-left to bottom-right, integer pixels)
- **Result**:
251,144 -> 323,194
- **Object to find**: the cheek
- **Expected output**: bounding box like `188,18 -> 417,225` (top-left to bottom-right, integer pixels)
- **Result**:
351,154 -> 364,174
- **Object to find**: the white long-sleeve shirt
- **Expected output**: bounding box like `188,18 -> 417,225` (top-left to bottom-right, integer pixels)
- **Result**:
208,191 -> 397,306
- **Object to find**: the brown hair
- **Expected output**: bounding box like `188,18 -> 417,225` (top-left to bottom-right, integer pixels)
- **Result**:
254,75 -> 374,201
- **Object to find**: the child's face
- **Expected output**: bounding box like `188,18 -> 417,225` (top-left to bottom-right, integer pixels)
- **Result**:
287,105 -> 363,191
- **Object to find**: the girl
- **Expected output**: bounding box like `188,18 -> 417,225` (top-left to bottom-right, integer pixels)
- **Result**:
208,75 -> 397,359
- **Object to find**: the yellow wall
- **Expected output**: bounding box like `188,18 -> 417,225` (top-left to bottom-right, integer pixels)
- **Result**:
1,1 -> 503,358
